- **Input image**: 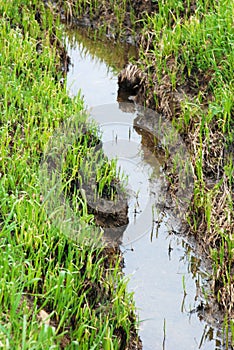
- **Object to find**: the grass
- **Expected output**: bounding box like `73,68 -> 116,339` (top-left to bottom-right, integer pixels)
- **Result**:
0,1 -> 141,349
58,0 -> 234,345
1,0 -> 232,346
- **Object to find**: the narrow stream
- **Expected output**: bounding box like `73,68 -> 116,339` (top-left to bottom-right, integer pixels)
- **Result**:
66,30 -> 223,350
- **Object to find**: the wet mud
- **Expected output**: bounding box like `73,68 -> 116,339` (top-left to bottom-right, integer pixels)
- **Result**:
118,67 -> 234,327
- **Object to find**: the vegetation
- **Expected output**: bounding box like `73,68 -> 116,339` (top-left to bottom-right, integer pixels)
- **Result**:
55,0 -> 233,345
0,1 -> 141,349
1,0 -> 233,347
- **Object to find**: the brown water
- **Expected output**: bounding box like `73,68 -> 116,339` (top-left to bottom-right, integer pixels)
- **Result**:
66,30 -> 223,350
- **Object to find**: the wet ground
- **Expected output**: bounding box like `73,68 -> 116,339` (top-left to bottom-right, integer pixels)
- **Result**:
65,30 -> 224,350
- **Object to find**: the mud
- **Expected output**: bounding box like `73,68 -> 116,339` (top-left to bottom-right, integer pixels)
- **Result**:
116,7 -> 233,323
82,179 -> 129,245
131,122 -> 232,346
57,0 -> 159,43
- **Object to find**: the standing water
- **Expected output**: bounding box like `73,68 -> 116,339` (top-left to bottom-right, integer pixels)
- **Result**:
66,29 -> 223,350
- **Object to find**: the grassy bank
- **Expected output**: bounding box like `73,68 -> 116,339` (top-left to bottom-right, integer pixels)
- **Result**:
0,1 -> 141,349
134,0 -> 234,318
58,0 -> 233,343
136,1 -> 234,322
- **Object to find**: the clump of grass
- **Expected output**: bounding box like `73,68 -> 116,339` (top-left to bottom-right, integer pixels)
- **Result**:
0,2 -> 141,349
60,125 -> 120,200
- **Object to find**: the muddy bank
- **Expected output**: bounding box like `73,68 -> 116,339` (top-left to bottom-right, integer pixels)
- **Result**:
55,0 -> 159,42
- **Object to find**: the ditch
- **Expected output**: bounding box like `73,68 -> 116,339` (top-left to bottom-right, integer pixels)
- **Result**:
65,28 -> 226,350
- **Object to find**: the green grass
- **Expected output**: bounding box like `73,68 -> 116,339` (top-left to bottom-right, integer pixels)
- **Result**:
1,0 -> 233,346
0,1 -> 140,348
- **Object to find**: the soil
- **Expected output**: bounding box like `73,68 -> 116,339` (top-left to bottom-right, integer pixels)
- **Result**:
117,49 -> 234,343
80,179 -> 129,245
132,113 -> 233,342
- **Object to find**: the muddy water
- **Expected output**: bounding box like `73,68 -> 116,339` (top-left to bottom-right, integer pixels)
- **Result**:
66,31 -> 223,350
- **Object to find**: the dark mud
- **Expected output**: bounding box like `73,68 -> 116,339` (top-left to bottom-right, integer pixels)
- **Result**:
116,8 -> 234,325
126,108 -> 233,346
75,177 -> 129,245
57,0 -> 159,43
118,73 -> 234,338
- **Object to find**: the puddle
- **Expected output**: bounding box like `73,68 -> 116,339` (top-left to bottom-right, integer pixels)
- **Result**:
66,30 -> 224,350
